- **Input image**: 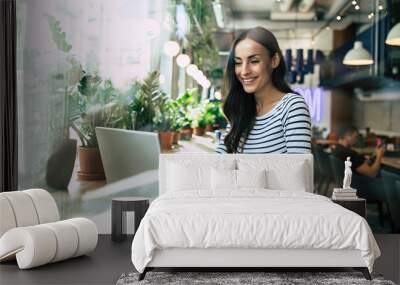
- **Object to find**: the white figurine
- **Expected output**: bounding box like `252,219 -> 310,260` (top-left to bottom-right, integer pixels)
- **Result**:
343,157 -> 353,189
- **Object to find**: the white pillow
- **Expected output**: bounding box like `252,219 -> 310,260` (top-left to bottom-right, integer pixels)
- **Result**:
168,163 -> 207,191
266,162 -> 307,191
211,168 -> 236,190
237,158 -> 308,192
167,159 -> 235,191
211,169 -> 267,191
237,169 -> 267,189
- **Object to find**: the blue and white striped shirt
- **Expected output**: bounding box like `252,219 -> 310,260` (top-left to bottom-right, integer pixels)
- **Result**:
216,93 -> 311,154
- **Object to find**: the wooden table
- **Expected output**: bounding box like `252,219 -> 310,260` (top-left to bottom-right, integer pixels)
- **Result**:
162,134 -> 216,154
351,148 -> 400,170
352,147 -> 375,155
382,157 -> 400,170
314,139 -> 338,146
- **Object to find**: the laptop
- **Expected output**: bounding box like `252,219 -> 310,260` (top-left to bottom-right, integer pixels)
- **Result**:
95,127 -> 160,183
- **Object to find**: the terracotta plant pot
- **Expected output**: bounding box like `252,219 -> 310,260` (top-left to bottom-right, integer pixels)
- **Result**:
179,127 -> 192,141
78,146 -> 105,180
205,125 -> 214,132
193,127 -> 205,136
158,131 -> 173,150
172,131 -> 180,144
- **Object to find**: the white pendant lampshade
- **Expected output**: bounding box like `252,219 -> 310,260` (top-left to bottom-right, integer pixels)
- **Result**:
163,41 -> 180,57
192,69 -> 204,81
385,22 -> 400,46
343,41 -> 374,66
176,54 -> 191,67
203,79 -> 211,89
186,64 -> 198,76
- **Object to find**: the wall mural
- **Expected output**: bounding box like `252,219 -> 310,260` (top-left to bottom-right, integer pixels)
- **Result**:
16,1 -> 391,236
16,0 -> 168,233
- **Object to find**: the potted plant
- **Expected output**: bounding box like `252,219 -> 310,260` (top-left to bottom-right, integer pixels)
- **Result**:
153,94 -> 175,150
44,14 -> 84,189
74,73 -> 104,180
174,89 -> 199,140
129,70 -> 162,132
45,63 -> 83,189
168,100 -> 183,144
191,100 -> 208,136
178,109 -> 194,140
72,74 -> 127,180
204,101 -> 225,131
204,101 -> 216,132
128,70 -> 182,148
192,114 -> 207,136
204,114 -> 215,132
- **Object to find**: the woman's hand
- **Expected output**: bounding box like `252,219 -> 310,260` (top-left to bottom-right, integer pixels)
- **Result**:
374,147 -> 385,159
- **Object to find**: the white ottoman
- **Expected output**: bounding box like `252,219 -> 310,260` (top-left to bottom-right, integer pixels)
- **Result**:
0,189 -> 98,269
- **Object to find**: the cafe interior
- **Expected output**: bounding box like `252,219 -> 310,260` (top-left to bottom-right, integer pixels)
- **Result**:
1,0 -> 400,284
3,0 -> 399,234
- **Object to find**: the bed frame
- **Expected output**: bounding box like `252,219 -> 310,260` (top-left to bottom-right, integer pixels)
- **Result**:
137,154 -> 372,281
139,248 -> 371,280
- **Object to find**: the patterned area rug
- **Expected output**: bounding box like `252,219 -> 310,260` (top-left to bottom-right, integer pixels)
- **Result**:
116,271 -> 395,285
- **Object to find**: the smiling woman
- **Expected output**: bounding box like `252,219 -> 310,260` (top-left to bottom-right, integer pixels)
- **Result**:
216,26 -> 312,154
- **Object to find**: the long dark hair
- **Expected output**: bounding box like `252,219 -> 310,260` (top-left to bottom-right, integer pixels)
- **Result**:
222,27 -> 293,153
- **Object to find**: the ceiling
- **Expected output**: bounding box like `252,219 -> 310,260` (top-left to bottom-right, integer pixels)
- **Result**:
221,0 -> 386,30
213,0 -> 388,51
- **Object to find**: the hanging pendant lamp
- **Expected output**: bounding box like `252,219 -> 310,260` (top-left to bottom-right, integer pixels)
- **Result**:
343,41 -> 374,66
385,22 -> 400,46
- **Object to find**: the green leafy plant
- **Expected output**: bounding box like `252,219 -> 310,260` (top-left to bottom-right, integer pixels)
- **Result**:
153,93 -> 175,132
129,70 -> 164,131
174,88 -> 200,128
189,100 -> 226,129
44,14 -> 72,52
45,14 -> 84,144
125,80 -> 142,130
203,112 -> 215,126
192,114 -> 207,128
204,101 -> 225,126
166,100 -> 184,132
190,100 -> 208,129
72,74 -> 128,147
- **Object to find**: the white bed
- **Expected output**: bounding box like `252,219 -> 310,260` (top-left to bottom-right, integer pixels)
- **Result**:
131,154 -> 380,280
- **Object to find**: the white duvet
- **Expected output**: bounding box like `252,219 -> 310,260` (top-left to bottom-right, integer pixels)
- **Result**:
131,190 -> 380,273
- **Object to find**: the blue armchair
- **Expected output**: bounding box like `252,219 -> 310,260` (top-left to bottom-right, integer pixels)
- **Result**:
381,170 -> 400,233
